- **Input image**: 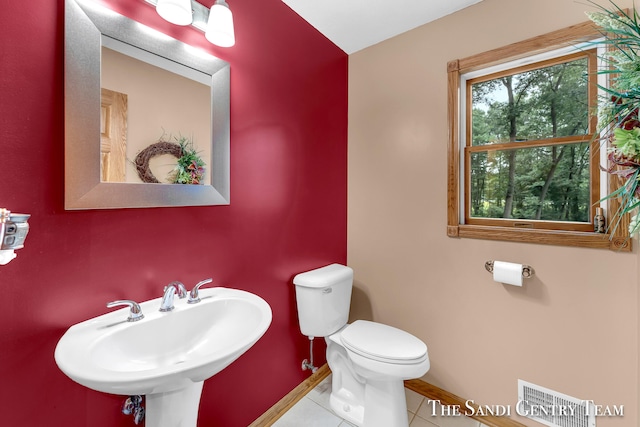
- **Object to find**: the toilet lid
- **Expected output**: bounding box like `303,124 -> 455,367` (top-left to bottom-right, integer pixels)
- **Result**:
340,320 -> 427,363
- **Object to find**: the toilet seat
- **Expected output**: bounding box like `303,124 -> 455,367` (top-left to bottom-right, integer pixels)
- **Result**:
340,320 -> 427,365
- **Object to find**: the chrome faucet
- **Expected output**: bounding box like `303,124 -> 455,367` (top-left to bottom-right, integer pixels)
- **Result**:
107,300 -> 144,322
187,278 -> 213,304
159,281 -> 187,312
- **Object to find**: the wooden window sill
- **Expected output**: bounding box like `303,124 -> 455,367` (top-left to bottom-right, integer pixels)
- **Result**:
447,225 -> 631,251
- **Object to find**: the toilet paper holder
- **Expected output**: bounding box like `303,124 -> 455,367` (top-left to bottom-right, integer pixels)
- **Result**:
485,261 -> 534,278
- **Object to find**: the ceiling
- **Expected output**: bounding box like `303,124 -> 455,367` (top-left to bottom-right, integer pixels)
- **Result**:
281,0 -> 483,54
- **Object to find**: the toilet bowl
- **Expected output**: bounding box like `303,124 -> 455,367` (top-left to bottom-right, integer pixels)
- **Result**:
293,264 -> 430,427
339,320 -> 430,380
327,321 -> 430,427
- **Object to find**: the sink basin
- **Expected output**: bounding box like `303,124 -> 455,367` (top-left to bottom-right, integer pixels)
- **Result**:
54,287 -> 272,426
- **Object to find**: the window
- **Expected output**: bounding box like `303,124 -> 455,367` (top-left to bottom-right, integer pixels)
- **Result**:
447,22 -> 630,250
466,50 -> 597,230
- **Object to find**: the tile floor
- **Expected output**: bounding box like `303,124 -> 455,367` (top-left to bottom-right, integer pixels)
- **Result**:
272,375 -> 486,427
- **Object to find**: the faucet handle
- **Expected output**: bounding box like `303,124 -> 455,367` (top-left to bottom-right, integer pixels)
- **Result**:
188,278 -> 213,304
107,300 -> 144,322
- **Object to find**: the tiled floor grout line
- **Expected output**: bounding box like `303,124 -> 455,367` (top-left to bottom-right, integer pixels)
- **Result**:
410,396 -> 424,424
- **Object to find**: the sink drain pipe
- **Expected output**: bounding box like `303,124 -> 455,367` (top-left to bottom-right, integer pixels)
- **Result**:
301,336 -> 318,373
122,395 -> 145,425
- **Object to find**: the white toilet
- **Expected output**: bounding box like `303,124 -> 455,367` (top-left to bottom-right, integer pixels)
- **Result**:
293,263 -> 430,427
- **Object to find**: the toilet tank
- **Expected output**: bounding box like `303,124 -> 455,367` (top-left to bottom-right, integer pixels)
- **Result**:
293,263 -> 353,338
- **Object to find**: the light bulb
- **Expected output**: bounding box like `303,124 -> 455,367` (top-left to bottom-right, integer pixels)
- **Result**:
205,0 -> 235,47
156,0 -> 193,26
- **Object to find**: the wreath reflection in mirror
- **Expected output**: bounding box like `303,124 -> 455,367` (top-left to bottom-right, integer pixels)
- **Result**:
134,135 -> 205,185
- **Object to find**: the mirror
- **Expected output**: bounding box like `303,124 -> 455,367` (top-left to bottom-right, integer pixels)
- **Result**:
100,42 -> 212,185
65,0 -> 230,209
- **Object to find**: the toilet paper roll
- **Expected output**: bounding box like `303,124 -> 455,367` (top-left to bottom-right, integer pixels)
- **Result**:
492,261 -> 523,286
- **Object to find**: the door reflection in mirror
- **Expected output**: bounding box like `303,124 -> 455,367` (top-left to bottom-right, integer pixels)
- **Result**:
100,87 -> 127,182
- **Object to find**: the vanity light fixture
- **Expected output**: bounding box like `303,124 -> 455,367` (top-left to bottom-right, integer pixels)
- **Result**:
144,0 -> 236,47
205,0 -> 235,47
155,0 -> 193,26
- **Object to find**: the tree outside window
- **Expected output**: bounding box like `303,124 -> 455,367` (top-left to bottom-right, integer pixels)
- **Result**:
465,52 -> 596,231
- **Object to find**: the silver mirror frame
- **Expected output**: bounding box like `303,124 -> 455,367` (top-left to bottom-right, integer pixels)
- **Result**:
65,0 -> 230,209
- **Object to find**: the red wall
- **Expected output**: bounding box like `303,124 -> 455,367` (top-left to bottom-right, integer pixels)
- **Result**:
0,0 -> 347,425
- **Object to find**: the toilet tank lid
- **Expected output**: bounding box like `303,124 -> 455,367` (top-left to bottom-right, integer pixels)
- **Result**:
293,264 -> 353,288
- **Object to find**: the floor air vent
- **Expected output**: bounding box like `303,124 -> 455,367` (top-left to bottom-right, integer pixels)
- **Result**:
517,380 -> 595,427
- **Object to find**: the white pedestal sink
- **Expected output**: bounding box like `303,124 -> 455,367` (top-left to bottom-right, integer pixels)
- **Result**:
54,287 -> 272,427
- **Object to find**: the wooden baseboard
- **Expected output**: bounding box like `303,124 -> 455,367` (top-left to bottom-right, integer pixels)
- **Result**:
249,364 -> 526,427
248,364 -> 331,427
404,379 -> 527,427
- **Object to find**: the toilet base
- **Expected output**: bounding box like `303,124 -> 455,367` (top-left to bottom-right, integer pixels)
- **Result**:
329,378 -> 409,427
330,388 -> 365,426
362,379 -> 409,427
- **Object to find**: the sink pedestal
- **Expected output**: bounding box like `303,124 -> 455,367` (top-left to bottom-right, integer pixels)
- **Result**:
146,381 -> 204,427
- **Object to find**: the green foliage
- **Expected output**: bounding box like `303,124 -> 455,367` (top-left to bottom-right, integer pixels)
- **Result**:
589,2 -> 640,127
469,54 -> 591,222
470,144 -> 590,222
613,127 -> 640,157
172,136 -> 205,185
588,1 -> 640,235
